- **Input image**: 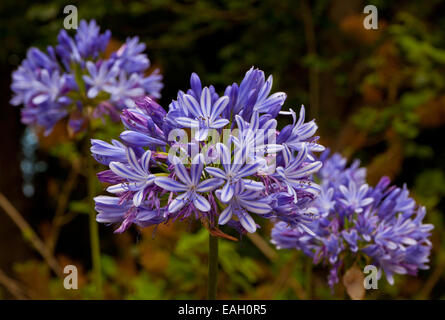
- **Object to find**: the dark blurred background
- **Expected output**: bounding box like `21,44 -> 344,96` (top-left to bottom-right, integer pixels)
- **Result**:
1,0 -> 445,299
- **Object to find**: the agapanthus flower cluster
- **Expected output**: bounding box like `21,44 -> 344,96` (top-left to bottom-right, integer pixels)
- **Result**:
271,149 -> 434,287
92,67 -> 325,235
10,19 -> 163,134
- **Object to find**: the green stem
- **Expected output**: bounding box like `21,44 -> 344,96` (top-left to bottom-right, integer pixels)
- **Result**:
305,257 -> 312,299
208,234 -> 219,300
86,134 -> 103,298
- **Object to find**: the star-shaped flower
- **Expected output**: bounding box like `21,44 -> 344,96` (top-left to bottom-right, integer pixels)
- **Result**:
176,87 -> 229,141
205,142 -> 264,203
338,180 -> 374,214
155,154 -> 224,213
82,60 -> 118,98
216,182 -> 271,233
107,148 -> 155,207
275,144 -> 322,202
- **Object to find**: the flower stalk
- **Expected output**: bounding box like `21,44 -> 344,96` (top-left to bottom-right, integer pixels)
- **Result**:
208,234 -> 219,300
86,131 -> 103,298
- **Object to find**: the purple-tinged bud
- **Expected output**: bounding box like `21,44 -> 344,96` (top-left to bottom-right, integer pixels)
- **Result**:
121,109 -> 150,133
223,83 -> 239,119
241,89 -> 258,121
134,96 -> 166,127
97,169 -> 124,184
277,124 -> 292,143
190,73 -> 202,99
120,130 -> 166,148
91,139 -> 127,165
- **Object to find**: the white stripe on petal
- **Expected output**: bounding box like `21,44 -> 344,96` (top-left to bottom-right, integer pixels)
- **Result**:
94,196 -> 121,205
195,128 -> 209,141
212,118 -> 229,129
204,167 -> 226,179
220,182 -> 234,203
239,199 -> 271,214
106,183 -> 127,193
126,148 -> 144,175
169,197 -> 187,213
109,162 -> 141,181
201,87 -> 212,118
183,94 -> 203,118
191,154 -> 205,185
216,143 -> 231,170
176,117 -> 200,128
239,212 -> 256,233
154,177 -> 187,192
242,179 -> 264,191
133,189 -> 145,207
173,160 -> 192,185
210,96 -> 229,122
193,193 -> 211,212
237,163 -> 261,177
218,205 -> 233,225
288,161 -> 322,179
197,178 -> 224,193
141,150 -> 152,173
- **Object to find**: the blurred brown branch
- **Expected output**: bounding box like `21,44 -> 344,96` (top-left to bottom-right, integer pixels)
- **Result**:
0,268 -> 28,300
418,255 -> 445,299
0,193 -> 62,277
269,252 -> 306,299
47,162 -> 80,253
247,232 -> 277,261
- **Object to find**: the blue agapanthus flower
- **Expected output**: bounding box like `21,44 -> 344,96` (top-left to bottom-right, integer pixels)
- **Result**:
271,149 -> 434,288
91,68 -> 325,234
10,20 -> 163,134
